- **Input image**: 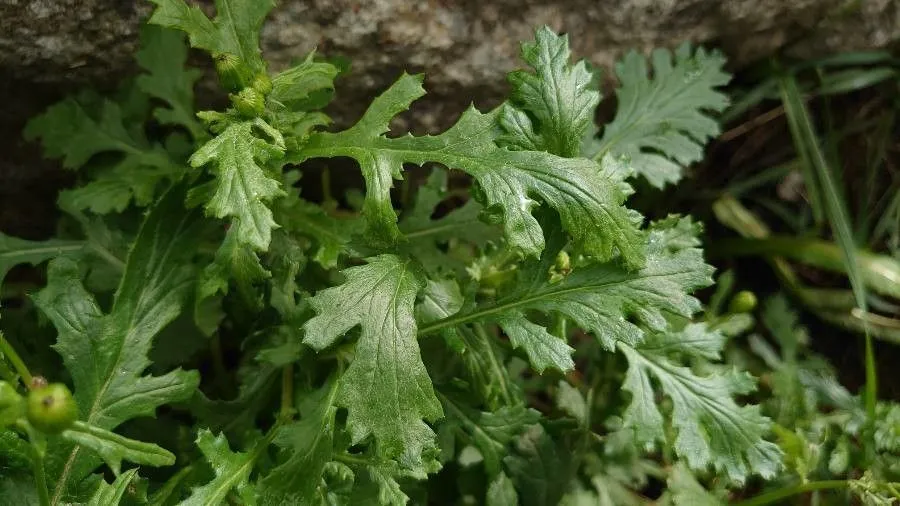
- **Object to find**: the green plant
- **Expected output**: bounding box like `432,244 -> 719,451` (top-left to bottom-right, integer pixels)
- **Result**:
728,294 -> 900,505
4,0 -> 893,504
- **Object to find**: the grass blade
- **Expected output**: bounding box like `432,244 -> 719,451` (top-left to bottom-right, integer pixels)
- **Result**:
779,73 -> 877,454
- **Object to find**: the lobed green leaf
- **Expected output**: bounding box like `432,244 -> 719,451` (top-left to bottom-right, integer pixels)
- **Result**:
62,421 -> 175,475
591,44 -> 730,187
33,185 -> 202,499
297,73 -> 645,267
304,254 -> 442,472
505,26 -> 601,158
149,0 -> 274,74
420,217 -> 713,360
620,325 -> 782,483
258,377 -> 339,504
190,119 -> 286,251
180,430 -> 257,506
86,469 -> 139,506
136,25 -> 204,139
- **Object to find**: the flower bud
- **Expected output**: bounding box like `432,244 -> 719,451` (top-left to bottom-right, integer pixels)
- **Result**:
728,290 -> 758,314
232,87 -> 266,118
251,73 -> 273,96
214,52 -> 253,92
26,383 -> 78,434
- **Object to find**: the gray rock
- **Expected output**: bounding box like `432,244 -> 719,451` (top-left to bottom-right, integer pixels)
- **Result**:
4,0 -> 899,123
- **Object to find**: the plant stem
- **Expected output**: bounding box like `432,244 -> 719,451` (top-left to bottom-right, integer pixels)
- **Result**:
86,243 -> 125,273
734,480 -> 848,506
334,452 -> 373,467
0,331 -> 33,388
552,314 -> 567,340
280,364 -> 294,420
471,323 -> 515,405
31,448 -> 51,506
19,421 -> 50,506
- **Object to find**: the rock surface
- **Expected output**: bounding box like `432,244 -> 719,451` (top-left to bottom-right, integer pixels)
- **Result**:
5,1 -> 899,88
1,0 -> 899,236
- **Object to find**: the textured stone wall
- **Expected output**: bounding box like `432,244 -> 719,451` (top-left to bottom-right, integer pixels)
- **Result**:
5,1 -> 899,87
1,0 -> 898,236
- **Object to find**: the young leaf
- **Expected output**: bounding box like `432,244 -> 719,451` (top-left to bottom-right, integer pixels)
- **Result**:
0,233 -> 84,285
180,430 -> 256,506
33,186 -> 202,497
438,393 -> 540,476
269,53 -> 340,111
620,325 -> 782,484
266,231 -> 306,321
419,217 -> 712,355
64,165 -> 176,215
592,44 -> 730,187
190,119 -> 286,251
258,377 -> 339,504
296,73 -> 645,267
148,0 -> 274,75
136,25 -> 204,140
61,421 -> 176,476
505,26 -> 601,158
87,469 -> 139,506
303,254 -> 443,470
555,381 -> 587,425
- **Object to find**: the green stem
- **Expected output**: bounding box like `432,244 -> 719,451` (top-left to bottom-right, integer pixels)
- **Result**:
471,324 -> 514,406
864,329 -> 878,460
18,421 -> 50,506
31,447 -> 51,506
280,364 -> 294,420
334,453 -> 374,468
734,480 -> 849,506
86,243 -> 125,273
0,331 -> 33,388
551,314 -> 567,340
708,236 -> 900,300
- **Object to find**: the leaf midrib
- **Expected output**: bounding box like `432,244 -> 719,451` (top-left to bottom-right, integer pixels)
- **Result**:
0,243 -> 84,260
418,267 -> 697,336
51,214 -> 191,505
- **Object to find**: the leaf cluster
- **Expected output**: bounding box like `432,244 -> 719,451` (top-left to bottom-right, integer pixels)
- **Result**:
0,2 -> 803,505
